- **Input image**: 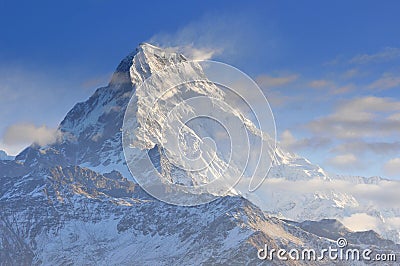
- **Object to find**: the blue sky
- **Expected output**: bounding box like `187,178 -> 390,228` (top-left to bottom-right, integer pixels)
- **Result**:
1,0 -> 400,179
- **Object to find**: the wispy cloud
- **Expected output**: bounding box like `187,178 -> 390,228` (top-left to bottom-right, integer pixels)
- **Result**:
323,55 -> 343,66
165,45 -> 221,60
247,46 -> 400,178
331,84 -> 356,95
308,79 -> 355,95
333,141 -> 400,156
148,16 -> 225,60
149,12 -> 274,63
367,72 -> 400,91
349,47 -> 400,64
2,123 -> 61,147
309,79 -> 332,88
81,73 -> 112,89
256,74 -> 299,88
306,96 -> 400,139
254,74 -> 300,107
323,47 -> 400,69
280,130 -> 330,151
342,68 -> 360,79
383,158 -> 400,178
326,153 -> 363,171
287,96 -> 400,176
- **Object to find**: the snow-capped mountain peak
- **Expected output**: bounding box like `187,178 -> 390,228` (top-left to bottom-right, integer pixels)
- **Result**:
5,43 -> 400,246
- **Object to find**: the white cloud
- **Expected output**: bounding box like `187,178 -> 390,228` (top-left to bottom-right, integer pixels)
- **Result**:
256,74 -> 299,88
81,73 -> 112,89
280,130 -> 330,151
383,158 -> 400,178
342,68 -> 359,79
323,56 -> 343,66
326,153 -> 362,170
340,96 -> 400,113
368,73 -> 400,91
308,79 -> 355,95
148,16 -> 226,60
255,74 -> 300,107
349,47 -> 400,64
309,79 -> 332,88
280,130 -> 296,148
333,141 -> 400,156
306,96 -> 400,139
330,84 -> 355,95
2,123 -> 61,148
341,213 -> 381,232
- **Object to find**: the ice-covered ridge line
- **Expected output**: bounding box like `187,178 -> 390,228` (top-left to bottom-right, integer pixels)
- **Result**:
130,43 -> 187,85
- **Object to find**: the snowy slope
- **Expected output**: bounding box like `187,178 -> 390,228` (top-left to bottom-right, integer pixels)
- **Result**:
0,150 -> 14,161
